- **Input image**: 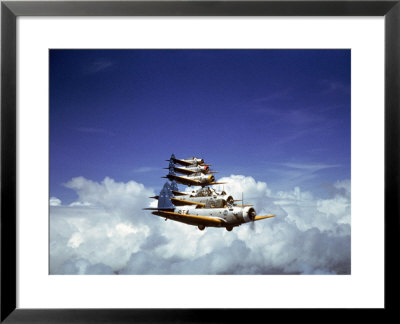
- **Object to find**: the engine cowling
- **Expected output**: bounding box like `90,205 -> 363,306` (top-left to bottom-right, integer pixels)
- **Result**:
242,207 -> 256,223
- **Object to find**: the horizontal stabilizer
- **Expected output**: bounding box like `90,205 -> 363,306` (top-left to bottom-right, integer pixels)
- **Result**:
149,196 -> 159,200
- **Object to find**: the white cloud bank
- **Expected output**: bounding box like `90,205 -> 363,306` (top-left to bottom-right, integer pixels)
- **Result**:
50,175 -> 350,275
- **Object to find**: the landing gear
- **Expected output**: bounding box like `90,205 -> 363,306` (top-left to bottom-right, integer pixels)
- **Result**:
226,226 -> 233,232
198,225 -> 205,231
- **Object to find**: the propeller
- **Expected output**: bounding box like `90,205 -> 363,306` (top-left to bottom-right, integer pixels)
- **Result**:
243,192 -> 256,231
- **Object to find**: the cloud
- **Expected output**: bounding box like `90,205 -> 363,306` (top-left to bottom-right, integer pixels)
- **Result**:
50,196 -> 62,206
321,80 -> 350,95
63,176 -> 155,222
281,162 -> 340,172
265,162 -> 343,189
84,60 -> 114,74
50,175 -> 350,275
133,166 -> 159,173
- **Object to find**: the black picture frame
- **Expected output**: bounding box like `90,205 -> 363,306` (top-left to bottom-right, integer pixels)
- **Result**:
1,0 -> 399,322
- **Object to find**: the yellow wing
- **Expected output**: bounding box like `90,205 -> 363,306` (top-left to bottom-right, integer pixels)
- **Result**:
172,190 -> 187,196
174,166 -> 198,175
254,214 -> 275,221
152,210 -> 225,226
170,197 -> 206,207
172,158 -> 193,166
168,174 -> 201,186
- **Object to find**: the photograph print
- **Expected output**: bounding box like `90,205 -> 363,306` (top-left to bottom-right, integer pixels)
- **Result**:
50,49 -> 350,275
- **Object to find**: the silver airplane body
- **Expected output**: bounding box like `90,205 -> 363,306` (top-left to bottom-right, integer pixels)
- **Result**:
167,154 -> 206,167
170,187 -> 234,208
170,196 -> 232,208
163,167 -> 225,187
164,160 -> 217,176
145,182 -> 274,231
167,164 -> 218,176
150,185 -> 232,208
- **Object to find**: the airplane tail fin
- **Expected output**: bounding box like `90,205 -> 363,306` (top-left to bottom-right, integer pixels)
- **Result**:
163,161 -> 176,170
158,182 -> 175,209
168,165 -> 176,175
161,163 -> 176,179
170,180 -> 179,192
166,153 -> 176,162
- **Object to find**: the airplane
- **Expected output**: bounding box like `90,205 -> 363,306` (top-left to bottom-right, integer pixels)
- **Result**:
164,160 -> 218,176
149,183 -> 220,200
151,184 -> 235,208
166,154 -> 207,167
162,166 -> 225,187
144,182 -> 275,231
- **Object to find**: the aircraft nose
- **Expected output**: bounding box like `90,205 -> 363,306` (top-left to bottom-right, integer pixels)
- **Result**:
247,208 -> 257,221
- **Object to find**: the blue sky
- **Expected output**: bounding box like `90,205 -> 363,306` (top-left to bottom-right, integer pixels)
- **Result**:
50,49 -> 350,203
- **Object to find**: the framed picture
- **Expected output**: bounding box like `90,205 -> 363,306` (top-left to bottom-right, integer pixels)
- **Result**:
1,0 -> 398,321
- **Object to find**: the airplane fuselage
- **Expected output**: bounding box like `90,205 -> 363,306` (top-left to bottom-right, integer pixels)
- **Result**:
171,194 -> 234,208
167,173 -> 215,186
181,206 -> 255,224
152,205 -> 257,230
173,157 -> 204,166
173,165 -> 210,175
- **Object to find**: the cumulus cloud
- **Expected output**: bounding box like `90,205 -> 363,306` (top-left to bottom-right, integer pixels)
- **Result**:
50,175 -> 350,275
50,196 -> 62,206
